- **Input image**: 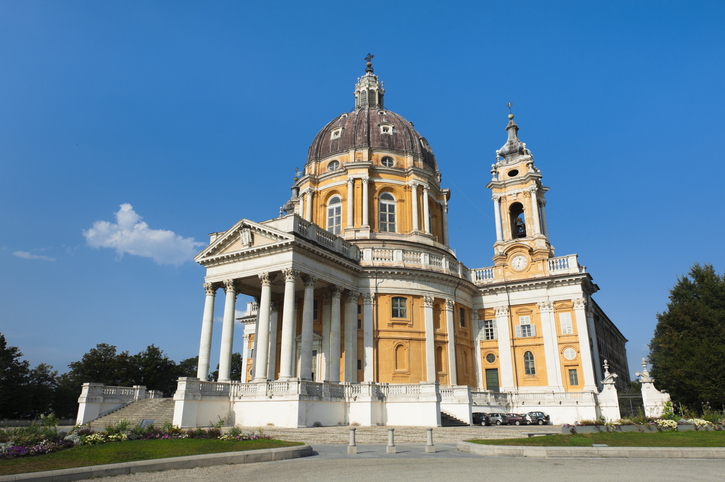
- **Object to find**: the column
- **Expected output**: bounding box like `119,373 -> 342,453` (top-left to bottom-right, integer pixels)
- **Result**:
362,177 -> 369,227
344,291 -> 358,382
573,298 -> 597,390
586,301 -> 603,388
279,268 -> 299,380
495,306 -> 515,389
253,273 -> 274,382
197,283 -> 217,380
493,195 -> 503,242
422,185 -> 431,234
347,178 -> 354,229
362,293 -> 374,382
540,200 -> 549,238
538,301 -> 562,390
472,310 -> 484,390
251,298 -> 259,378
266,302 -> 280,380
299,275 -> 317,381
529,186 -> 541,235
410,182 -> 419,232
329,287 -> 342,383
321,292 -> 332,380
218,279 -> 237,382
423,296 -> 436,382
441,199 -> 449,246
444,300 -> 457,386
240,334 -> 249,382
305,189 -> 312,222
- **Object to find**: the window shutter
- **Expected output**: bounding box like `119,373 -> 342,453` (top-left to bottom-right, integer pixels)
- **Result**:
530,324 -> 536,337
492,320 -> 498,340
515,325 -> 521,338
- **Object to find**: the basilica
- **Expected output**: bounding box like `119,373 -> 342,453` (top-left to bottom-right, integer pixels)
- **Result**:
171,59 -> 629,428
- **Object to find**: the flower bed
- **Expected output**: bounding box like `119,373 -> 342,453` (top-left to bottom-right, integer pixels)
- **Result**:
561,417 -> 724,435
0,416 -> 269,461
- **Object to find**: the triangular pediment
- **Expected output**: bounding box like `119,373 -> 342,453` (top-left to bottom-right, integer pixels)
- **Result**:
194,219 -> 294,264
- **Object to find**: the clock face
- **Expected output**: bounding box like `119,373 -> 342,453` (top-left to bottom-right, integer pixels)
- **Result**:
511,255 -> 528,271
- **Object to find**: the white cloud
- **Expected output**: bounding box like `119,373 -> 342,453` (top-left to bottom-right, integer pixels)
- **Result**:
83,203 -> 204,266
13,251 -> 55,262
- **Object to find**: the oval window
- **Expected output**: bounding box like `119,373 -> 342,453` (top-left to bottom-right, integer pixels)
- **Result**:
508,169 -> 519,177
381,157 -> 394,167
328,160 -> 340,171
486,353 -> 496,364
563,348 -> 576,360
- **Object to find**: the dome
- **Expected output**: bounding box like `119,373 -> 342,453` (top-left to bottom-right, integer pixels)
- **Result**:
306,108 -> 438,171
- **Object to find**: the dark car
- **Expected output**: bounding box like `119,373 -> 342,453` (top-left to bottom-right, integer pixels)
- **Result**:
488,413 -> 509,425
472,412 -> 491,426
505,413 -> 526,425
524,411 -> 551,425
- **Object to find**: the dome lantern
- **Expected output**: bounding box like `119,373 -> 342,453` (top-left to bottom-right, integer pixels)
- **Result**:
355,53 -> 384,110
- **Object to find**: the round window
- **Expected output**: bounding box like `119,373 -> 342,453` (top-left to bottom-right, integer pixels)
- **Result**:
508,169 -> 519,177
328,160 -> 340,171
486,353 -> 496,364
381,156 -> 394,167
564,348 -> 576,360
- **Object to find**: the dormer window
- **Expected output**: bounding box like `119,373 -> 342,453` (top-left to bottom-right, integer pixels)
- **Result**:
381,156 -> 394,168
328,160 -> 340,171
331,128 -> 342,140
380,123 -> 393,135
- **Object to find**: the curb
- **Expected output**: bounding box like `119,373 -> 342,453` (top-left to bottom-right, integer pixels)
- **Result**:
0,444 -> 313,482
457,441 -> 725,459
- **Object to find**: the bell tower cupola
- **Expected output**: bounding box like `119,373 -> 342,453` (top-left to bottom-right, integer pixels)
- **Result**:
487,107 -> 553,273
354,53 -> 385,110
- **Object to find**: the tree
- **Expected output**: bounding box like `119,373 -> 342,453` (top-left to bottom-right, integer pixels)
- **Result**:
211,353 -> 242,382
178,356 -> 199,378
130,344 -> 180,396
0,333 -> 31,418
649,263 -> 725,410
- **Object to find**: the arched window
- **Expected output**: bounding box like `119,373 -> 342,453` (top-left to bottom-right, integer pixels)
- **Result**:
524,351 -> 536,375
395,344 -> 407,371
435,345 -> 444,374
379,192 -> 396,232
510,202 -> 526,238
327,195 -> 342,235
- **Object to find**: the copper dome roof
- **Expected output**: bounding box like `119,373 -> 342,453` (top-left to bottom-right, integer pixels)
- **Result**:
306,108 -> 438,172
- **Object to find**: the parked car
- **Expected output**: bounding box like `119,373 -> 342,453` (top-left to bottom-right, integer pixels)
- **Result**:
524,411 -> 551,425
488,413 -> 509,425
505,413 -> 526,425
472,412 -> 491,426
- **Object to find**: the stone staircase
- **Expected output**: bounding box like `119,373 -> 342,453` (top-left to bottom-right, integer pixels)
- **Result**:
440,411 -> 469,427
89,398 -> 176,430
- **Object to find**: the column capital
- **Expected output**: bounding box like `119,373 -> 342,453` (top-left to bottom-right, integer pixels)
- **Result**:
362,293 -> 374,304
423,295 -> 435,307
471,310 -> 479,321
282,267 -> 300,282
270,301 -> 280,312
540,199 -> 547,207
492,194 -> 502,202
204,282 -> 217,295
301,274 -> 318,287
537,301 -> 554,313
259,272 -> 275,286
423,184 -> 430,192
330,285 -> 343,299
409,180 -> 419,188
444,299 -> 455,311
528,184 -> 538,194
361,176 -> 370,184
494,305 -> 509,316
573,297 -> 587,310
347,177 -> 355,185
223,279 -> 236,293
344,290 -> 360,303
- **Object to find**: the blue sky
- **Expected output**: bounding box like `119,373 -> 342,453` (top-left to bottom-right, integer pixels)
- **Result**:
1,1 -> 724,381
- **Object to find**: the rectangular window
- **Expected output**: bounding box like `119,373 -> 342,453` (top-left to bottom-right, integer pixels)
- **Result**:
483,320 -> 497,340
515,315 -> 535,338
248,348 -> 254,360
391,297 -> 407,318
313,299 -> 318,320
459,307 -> 466,327
560,312 -> 573,335
357,360 -> 362,370
357,304 -> 362,314
569,369 -> 579,386
357,319 -> 362,330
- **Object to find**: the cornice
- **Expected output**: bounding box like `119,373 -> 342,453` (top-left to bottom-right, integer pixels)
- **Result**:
478,272 -> 591,296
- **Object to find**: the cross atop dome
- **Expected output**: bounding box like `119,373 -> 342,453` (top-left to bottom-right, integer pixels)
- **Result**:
365,53 -> 374,73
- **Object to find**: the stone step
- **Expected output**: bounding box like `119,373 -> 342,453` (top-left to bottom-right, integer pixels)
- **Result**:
89,398 -> 176,430
440,411 -> 469,427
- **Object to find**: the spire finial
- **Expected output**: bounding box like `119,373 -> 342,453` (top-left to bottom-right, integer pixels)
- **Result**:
365,53 -> 374,73
294,167 -> 299,182
506,101 -> 514,120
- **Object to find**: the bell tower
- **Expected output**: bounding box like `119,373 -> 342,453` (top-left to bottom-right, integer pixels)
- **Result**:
487,109 -> 553,279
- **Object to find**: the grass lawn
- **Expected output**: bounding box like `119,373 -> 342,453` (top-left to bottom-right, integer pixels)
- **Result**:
0,438 -> 303,476
468,431 -> 725,447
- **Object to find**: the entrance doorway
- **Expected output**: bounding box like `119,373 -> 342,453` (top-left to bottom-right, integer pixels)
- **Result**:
485,368 -> 500,392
